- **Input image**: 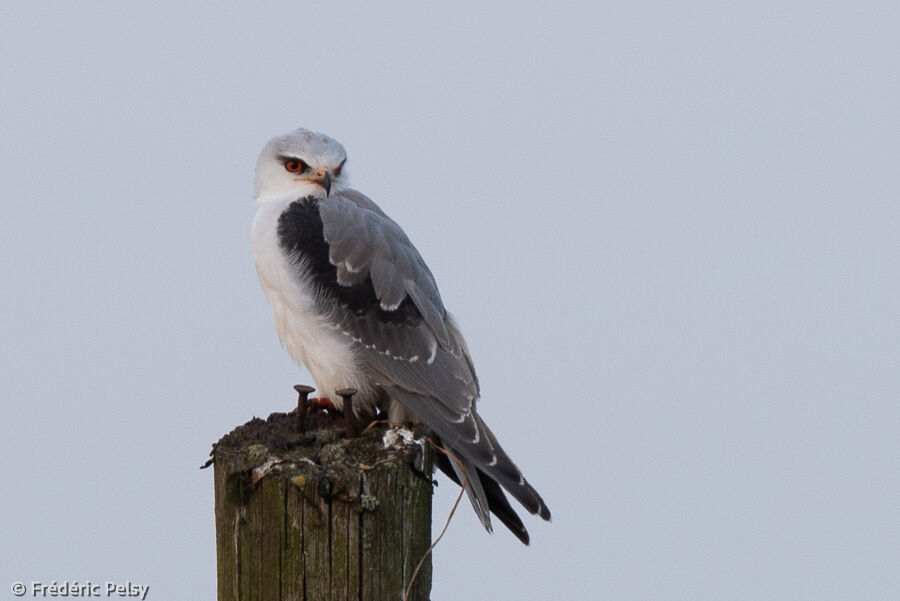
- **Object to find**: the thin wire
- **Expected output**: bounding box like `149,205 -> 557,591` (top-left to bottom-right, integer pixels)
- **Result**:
403,439 -> 467,601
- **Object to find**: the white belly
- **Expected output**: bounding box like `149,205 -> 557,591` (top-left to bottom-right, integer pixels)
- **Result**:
251,196 -> 372,411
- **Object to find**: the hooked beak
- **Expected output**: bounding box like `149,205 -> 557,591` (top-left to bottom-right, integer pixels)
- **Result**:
314,171 -> 332,197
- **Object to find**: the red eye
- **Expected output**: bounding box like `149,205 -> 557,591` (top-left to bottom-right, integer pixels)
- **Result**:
284,158 -> 306,173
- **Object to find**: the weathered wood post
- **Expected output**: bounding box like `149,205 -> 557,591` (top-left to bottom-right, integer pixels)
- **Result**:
211,410 -> 433,601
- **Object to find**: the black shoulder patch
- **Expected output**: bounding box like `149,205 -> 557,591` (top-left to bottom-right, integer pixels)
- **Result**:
276,197 -> 421,327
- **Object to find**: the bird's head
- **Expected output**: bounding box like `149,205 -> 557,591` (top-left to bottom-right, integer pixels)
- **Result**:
254,128 -> 348,201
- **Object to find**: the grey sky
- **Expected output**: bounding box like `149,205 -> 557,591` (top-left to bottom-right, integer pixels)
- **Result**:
1,2 -> 898,600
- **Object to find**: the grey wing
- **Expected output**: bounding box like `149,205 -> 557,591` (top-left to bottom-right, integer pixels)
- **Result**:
320,189 -> 456,353
319,191 -> 550,528
318,190 -> 476,411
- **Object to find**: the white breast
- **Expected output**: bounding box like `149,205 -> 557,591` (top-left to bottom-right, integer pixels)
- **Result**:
251,194 -> 370,410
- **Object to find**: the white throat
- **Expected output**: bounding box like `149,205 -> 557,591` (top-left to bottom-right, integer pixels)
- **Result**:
255,181 -> 332,206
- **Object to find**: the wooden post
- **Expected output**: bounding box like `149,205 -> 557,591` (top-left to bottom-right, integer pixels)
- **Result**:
211,410 -> 433,601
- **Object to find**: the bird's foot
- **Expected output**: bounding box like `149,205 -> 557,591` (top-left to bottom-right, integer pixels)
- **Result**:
309,397 -> 336,412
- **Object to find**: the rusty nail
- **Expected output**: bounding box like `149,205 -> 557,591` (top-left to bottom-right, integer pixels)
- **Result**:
293,385 -> 315,433
335,388 -> 359,438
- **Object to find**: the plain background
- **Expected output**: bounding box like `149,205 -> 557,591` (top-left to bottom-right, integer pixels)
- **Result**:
2,2 -> 898,600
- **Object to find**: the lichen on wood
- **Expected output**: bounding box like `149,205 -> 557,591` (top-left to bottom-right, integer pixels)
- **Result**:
211,409 -> 433,601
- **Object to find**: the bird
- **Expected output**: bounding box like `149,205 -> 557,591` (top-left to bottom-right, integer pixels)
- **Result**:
251,127 -> 550,544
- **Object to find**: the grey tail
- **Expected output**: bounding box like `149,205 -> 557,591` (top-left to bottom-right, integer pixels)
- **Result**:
386,386 -> 551,543
432,435 -> 531,545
